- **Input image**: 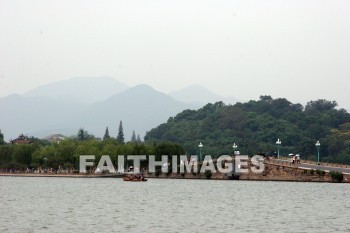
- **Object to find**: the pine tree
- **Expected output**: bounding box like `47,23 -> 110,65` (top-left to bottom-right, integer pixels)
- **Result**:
77,128 -> 94,141
117,121 -> 124,143
0,129 -> 4,145
77,128 -> 85,141
131,130 -> 136,142
103,127 -> 110,140
137,134 -> 141,143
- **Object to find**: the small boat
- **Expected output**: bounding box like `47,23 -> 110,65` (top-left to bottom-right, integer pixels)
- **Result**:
123,173 -> 147,182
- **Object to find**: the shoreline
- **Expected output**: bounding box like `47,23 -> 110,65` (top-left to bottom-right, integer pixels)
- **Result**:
0,172 -> 121,178
1,172 -> 348,183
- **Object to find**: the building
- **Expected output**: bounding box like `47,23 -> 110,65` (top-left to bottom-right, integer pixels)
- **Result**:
10,134 -> 32,144
42,134 -> 66,143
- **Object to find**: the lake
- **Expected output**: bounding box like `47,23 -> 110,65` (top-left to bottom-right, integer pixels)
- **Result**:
0,177 -> 349,233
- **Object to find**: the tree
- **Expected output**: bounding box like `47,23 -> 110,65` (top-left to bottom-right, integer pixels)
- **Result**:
77,128 -> 94,141
0,129 -> 4,145
0,145 -> 12,167
305,99 -> 337,114
259,95 -> 273,102
103,127 -> 110,140
13,144 -> 39,167
131,130 -> 136,142
117,121 -> 124,143
137,134 -> 142,143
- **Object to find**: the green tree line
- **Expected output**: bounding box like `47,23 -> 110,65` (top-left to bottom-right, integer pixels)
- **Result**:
0,139 -> 184,171
145,96 -> 350,164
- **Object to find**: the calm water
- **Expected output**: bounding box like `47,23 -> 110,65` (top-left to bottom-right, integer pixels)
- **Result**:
0,177 -> 349,233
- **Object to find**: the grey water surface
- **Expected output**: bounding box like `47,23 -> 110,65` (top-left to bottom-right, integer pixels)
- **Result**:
0,177 -> 349,233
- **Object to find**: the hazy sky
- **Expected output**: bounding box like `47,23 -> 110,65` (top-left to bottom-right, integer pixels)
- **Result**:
1,0 -> 349,110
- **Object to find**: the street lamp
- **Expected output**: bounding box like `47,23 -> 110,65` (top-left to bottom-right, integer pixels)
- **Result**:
43,158 -> 48,173
198,142 -> 203,162
315,140 -> 321,165
233,143 -> 238,156
276,138 -> 281,159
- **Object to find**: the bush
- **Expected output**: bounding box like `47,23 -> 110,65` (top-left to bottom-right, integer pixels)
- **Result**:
309,169 -> 315,175
316,169 -> 326,176
102,170 -> 110,174
204,170 -> 212,179
329,171 -> 343,183
166,166 -> 172,176
155,168 -> 161,177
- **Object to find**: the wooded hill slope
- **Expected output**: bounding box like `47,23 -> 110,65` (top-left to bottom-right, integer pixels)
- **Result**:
145,96 -> 350,163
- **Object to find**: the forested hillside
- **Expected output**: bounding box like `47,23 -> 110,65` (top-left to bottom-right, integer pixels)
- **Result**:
145,96 -> 350,163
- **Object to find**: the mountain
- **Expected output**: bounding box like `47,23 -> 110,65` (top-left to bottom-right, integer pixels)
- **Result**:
169,85 -> 238,105
0,83 -> 197,141
55,84 -> 196,140
0,94 -> 85,140
24,76 -> 129,104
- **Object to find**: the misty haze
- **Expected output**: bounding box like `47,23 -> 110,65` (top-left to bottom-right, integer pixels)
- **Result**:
1,1 -> 350,233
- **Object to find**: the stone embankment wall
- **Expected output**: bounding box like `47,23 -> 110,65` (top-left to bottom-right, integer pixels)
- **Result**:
239,163 -> 350,182
146,163 -> 350,183
146,170 -> 230,180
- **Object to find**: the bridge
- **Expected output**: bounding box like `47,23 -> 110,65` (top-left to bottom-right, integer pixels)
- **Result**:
268,157 -> 350,174
232,157 -> 350,182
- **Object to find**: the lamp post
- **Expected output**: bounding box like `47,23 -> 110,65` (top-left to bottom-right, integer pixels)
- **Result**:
198,142 -> 203,162
43,158 -> 48,173
233,143 -> 238,156
276,138 -> 281,159
315,140 -> 320,165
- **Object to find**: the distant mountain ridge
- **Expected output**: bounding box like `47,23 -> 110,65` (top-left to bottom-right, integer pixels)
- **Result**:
54,84 -> 195,140
0,79 -> 199,140
24,76 -> 129,104
0,94 -> 85,140
0,77 -> 240,141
